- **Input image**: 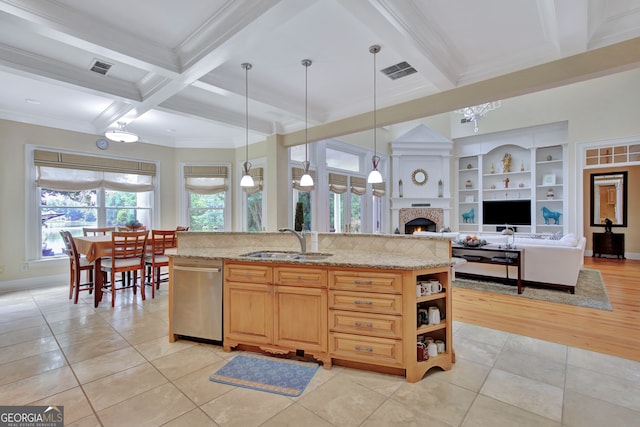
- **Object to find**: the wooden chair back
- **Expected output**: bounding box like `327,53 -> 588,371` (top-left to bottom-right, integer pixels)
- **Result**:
111,230 -> 148,262
83,227 -> 115,236
150,230 -> 177,256
118,225 -> 147,232
60,230 -> 79,263
60,230 -> 94,303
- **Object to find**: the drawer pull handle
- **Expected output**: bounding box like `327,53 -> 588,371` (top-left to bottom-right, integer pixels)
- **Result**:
354,300 -> 373,305
354,280 -> 373,285
355,322 -> 373,328
297,275 -> 301,280
355,346 -> 373,352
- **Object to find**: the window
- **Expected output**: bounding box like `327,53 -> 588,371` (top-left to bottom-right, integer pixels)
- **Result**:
183,165 -> 230,231
292,166 -> 315,230
242,167 -> 264,232
32,149 -> 156,260
328,173 -> 365,232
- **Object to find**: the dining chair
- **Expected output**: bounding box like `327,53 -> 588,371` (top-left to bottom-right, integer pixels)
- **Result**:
101,230 -> 148,307
144,229 -> 177,298
82,227 -> 116,236
59,230 -> 94,304
119,225 -> 147,232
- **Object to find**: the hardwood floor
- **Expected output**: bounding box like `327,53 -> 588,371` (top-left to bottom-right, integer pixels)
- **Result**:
452,256 -> 640,362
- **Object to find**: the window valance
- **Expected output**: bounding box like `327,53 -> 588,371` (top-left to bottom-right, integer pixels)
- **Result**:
34,149 -> 156,175
328,173 -> 348,194
184,165 -> 229,195
372,182 -> 385,197
34,150 -> 155,192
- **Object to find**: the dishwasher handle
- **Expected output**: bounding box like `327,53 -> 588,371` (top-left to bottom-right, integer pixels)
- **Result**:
173,265 -> 222,273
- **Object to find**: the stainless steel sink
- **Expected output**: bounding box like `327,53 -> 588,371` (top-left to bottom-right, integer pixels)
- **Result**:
241,251 -> 331,261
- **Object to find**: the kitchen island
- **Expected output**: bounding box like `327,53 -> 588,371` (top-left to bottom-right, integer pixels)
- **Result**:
168,232 -> 453,382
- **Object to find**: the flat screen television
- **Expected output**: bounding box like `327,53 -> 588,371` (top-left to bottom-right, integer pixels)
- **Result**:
482,200 -> 531,225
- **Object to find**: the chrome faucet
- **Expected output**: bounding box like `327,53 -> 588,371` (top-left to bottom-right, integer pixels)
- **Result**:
278,228 -> 306,253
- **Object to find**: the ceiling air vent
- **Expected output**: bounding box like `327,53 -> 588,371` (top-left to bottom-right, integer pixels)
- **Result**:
380,61 -> 417,80
89,59 -> 113,76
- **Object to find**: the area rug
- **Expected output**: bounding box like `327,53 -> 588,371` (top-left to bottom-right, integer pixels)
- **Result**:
209,353 -> 319,397
453,268 -> 612,311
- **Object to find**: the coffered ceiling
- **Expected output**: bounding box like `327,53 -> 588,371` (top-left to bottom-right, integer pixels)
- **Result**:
1,0 -> 639,148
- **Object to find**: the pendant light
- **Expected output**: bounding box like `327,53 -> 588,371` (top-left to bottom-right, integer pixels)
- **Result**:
105,121 -> 138,143
240,62 -> 254,188
300,59 -> 314,187
367,45 -> 383,184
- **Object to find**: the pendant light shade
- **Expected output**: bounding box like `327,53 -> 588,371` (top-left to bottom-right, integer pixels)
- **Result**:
300,58 -> 314,187
367,45 -> 383,184
105,121 -> 138,143
240,62 -> 254,188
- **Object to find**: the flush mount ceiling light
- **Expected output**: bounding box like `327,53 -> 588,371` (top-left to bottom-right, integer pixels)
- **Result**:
456,101 -> 501,133
104,121 -> 139,143
240,62 -> 254,188
300,59 -> 314,187
367,45 -> 383,184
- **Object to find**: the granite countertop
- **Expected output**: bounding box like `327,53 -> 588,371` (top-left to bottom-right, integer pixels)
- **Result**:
166,247 -> 451,271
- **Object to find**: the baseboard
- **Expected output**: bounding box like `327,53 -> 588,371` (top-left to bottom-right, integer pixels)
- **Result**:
0,274 -> 66,293
585,250 -> 640,260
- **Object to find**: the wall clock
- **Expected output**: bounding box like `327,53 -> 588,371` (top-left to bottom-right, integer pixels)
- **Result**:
411,168 -> 428,186
96,138 -> 109,150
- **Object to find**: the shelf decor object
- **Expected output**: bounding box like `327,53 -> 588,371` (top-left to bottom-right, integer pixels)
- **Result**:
542,173 -> 556,186
411,169 -> 428,186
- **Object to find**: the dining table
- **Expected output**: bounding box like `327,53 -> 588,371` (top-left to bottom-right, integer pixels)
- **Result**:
73,235 -> 112,307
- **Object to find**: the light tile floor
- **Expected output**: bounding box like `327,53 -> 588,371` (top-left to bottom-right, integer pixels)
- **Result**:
1,283 -> 639,427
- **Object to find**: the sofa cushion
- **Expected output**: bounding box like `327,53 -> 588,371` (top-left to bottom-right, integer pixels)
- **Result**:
514,233 -> 578,247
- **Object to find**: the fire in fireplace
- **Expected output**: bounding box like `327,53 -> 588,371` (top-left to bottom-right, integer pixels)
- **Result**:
404,217 -> 436,234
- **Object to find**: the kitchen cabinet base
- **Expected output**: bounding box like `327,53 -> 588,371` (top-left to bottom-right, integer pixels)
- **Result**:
223,342 -> 332,369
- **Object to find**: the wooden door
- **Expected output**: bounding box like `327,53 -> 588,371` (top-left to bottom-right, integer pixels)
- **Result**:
273,285 -> 327,353
224,282 -> 272,345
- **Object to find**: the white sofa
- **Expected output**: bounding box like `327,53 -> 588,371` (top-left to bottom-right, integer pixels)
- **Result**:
414,231 -> 587,290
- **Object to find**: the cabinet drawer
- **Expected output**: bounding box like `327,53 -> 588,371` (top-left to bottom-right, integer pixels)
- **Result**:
329,290 -> 402,315
330,310 -> 402,339
329,332 -> 403,367
329,270 -> 402,293
225,263 -> 272,284
274,266 -> 327,288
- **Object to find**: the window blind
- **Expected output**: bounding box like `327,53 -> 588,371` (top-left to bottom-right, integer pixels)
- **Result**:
34,150 -> 155,192
184,165 -> 229,195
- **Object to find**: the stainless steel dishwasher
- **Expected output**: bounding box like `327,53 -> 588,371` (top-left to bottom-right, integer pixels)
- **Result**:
171,261 -> 223,342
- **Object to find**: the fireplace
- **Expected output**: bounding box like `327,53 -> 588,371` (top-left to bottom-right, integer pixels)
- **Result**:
404,218 -> 436,234
399,208 -> 444,234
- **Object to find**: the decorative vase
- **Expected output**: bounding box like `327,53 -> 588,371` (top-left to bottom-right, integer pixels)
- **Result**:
294,201 -> 304,231
398,179 -> 403,198
465,179 -> 472,188
547,188 -> 555,199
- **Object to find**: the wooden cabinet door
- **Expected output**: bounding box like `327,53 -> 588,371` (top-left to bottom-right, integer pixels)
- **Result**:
225,282 -> 272,345
273,285 -> 327,353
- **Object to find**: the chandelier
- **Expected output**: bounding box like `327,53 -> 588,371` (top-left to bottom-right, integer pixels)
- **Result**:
104,121 -> 138,143
455,101 -> 501,132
